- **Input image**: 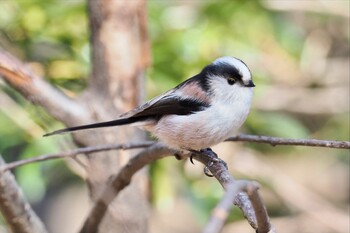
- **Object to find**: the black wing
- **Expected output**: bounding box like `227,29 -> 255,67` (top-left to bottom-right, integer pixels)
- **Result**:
44,74 -> 211,137
122,73 -> 211,119
131,95 -> 210,119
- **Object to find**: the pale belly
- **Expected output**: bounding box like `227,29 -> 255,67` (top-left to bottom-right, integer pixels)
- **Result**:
151,102 -> 251,150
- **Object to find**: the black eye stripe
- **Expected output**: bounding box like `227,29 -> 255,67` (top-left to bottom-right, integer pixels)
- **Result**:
202,62 -> 243,81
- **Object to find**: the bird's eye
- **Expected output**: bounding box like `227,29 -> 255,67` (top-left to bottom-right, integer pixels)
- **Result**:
227,78 -> 236,85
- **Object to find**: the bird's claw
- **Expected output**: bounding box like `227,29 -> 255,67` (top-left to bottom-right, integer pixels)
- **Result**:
188,148 -> 228,177
204,166 -> 213,177
189,149 -> 201,165
190,154 -> 195,165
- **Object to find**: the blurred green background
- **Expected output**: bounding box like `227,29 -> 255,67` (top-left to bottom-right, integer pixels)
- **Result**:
0,0 -> 349,233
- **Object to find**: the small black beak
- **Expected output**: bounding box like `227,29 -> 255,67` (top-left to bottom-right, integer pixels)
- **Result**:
245,80 -> 255,87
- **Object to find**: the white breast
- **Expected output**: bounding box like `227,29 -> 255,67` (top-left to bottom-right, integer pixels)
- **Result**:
151,82 -> 253,150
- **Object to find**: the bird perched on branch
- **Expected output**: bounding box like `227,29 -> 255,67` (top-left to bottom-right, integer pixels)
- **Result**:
44,56 -> 255,152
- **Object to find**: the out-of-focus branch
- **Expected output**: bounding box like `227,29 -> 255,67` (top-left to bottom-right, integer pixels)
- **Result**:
202,181 -> 249,233
203,181 -> 275,233
227,134 -> 350,149
0,91 -> 45,137
0,49 -> 87,125
0,155 -> 48,233
237,155 -> 349,233
79,143 -> 176,233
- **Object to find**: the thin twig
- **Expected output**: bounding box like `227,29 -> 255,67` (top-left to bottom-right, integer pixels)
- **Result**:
0,141 -> 155,172
227,134 -> 350,149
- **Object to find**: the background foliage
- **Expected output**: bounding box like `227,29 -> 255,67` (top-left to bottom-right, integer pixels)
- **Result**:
0,1 -> 349,233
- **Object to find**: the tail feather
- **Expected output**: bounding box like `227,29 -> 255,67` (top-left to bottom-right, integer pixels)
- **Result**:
43,117 -> 137,137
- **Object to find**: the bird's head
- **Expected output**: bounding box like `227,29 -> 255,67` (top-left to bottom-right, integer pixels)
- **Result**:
200,56 -> 255,103
203,56 -> 255,88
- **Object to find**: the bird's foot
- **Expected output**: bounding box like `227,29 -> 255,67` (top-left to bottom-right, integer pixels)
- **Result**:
189,148 -> 228,177
189,148 -> 215,164
204,158 -> 228,177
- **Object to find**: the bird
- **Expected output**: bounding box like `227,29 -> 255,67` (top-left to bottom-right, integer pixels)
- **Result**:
44,56 -> 255,152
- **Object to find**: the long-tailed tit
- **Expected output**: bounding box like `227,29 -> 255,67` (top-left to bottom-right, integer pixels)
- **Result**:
44,57 -> 255,151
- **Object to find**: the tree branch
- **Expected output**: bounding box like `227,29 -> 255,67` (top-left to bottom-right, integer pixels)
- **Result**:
193,150 -> 273,233
1,134 -> 348,173
0,155 -> 48,233
244,182 -> 273,233
203,181 -> 276,233
0,141 -> 155,172
0,49 -> 87,125
227,134 -> 350,149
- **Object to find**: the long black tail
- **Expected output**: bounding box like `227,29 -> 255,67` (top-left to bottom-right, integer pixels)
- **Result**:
43,117 -> 137,137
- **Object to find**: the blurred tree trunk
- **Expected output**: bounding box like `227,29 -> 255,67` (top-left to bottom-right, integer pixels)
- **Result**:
78,0 -> 151,232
